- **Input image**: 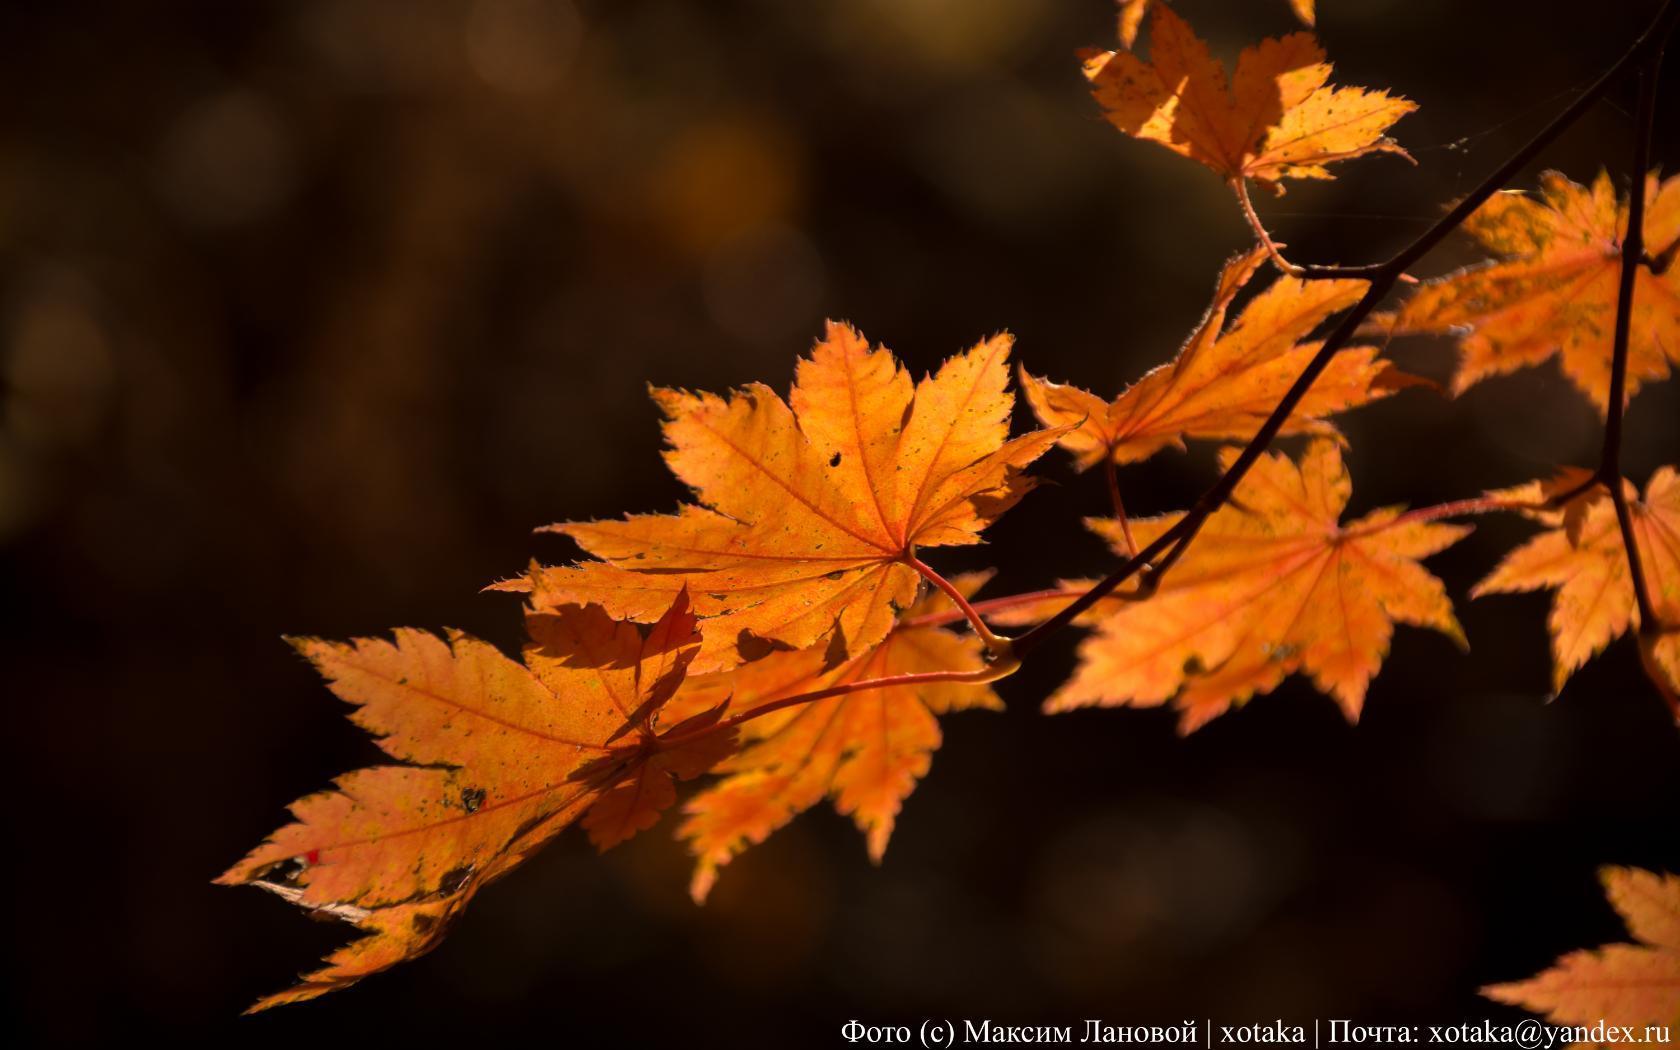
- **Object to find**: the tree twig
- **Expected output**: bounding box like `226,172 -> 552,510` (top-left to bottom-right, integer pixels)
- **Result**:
1602,54 -> 1666,639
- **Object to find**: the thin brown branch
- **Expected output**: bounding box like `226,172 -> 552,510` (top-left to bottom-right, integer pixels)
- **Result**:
655,663 -> 1019,748
1603,55 -> 1666,638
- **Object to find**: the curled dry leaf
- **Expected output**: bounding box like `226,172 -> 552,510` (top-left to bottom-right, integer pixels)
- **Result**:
1020,247 -> 1418,470
494,322 -> 1063,673
1484,867 -> 1680,1033
1475,466 -> 1680,705
1395,171 -> 1680,412
1089,3 -> 1411,192
218,592 -> 734,1010
1000,441 -> 1469,732
671,574 -> 1003,902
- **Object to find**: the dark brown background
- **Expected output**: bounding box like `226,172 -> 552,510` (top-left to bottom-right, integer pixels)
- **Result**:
4,0 -> 1678,1044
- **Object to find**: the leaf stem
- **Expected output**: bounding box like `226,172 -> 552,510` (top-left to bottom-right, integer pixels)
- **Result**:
655,663 -> 1018,748
904,551 -> 1014,655
1014,0 -> 1680,659
1232,176 -> 1389,280
902,586 -> 1090,630
1233,176 -> 1300,275
1340,495 -> 1527,540
1105,458 -> 1140,556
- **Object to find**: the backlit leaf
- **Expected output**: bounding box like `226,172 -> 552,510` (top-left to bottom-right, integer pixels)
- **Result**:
1007,441 -> 1469,732
1395,171 -> 1680,412
497,322 -> 1062,672
1021,248 -> 1414,470
1474,466 -> 1680,699
1089,3 -> 1412,191
1484,867 -> 1680,1032
220,592 -> 732,1008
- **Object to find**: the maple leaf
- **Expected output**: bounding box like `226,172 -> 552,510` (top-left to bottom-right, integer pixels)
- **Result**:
1020,247 -> 1416,470
1474,466 -> 1680,701
1119,1 -> 1316,50
671,574 -> 1003,902
1394,171 -> 1680,412
219,592 -> 735,1008
1020,441 -> 1470,732
1088,2 -> 1413,192
1484,867 -> 1680,1034
496,322 -> 1062,673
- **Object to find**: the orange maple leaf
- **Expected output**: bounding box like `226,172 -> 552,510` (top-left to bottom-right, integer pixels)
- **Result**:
1484,867 -> 1680,1034
219,592 -> 735,1009
496,322 -> 1062,673
1020,247 -> 1416,470
1474,466 -> 1680,703
670,574 -> 1003,902
1010,441 -> 1470,732
1395,171 -> 1680,412
1119,0 -> 1316,50
1089,2 -> 1412,192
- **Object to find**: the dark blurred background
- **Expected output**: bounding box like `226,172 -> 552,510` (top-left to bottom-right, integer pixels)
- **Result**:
4,0 -> 1678,1044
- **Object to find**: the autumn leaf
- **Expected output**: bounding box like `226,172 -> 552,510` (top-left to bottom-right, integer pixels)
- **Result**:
496,322 -> 1062,673
1474,466 -> 1680,702
1088,3 -> 1412,192
219,592 -> 735,1009
1642,627 -> 1680,722
1394,171 -> 1680,412
672,574 -> 1003,902
242,885 -> 475,1011
1020,248 -> 1416,470
1118,0 -> 1316,51
237,825 -> 533,1012
1484,867 -> 1680,1034
1015,441 -> 1470,732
